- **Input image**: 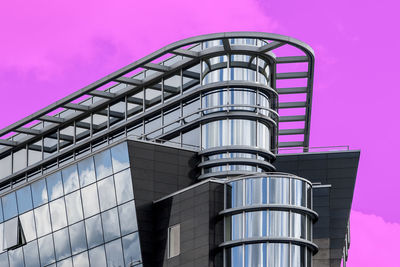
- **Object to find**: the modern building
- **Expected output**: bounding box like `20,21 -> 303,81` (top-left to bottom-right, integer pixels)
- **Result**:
0,32 -> 359,267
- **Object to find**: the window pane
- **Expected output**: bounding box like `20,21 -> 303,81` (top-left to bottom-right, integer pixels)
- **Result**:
57,258 -> 72,267
34,204 -> 51,237
88,245 -> 106,267
50,197 -> 67,231
62,164 -> 79,194
81,183 -> 100,218
47,172 -> 64,201
94,149 -> 113,180
16,186 -> 33,214
72,251 -> 89,267
9,246 -> 24,267
168,224 -> 180,258
231,213 -> 243,240
65,191 -> 83,225
69,221 -> 87,255
231,246 -> 243,267
20,211 -> 36,242
269,177 -> 289,204
105,239 -> 124,267
54,228 -> 71,261
114,169 -> 134,204
111,142 -> 130,172
2,192 -> 18,220
118,201 -> 138,235
246,211 -> 264,238
31,179 -> 48,208
245,178 -> 265,205
267,243 -> 289,267
38,234 -> 55,266
23,241 -> 40,267
268,211 -> 289,237
227,180 -> 243,208
0,252 -> 8,266
78,157 -> 96,187
85,214 -> 103,248
122,233 -> 142,266
101,208 -> 120,242
97,176 -> 116,211
4,217 -> 19,249
0,223 -> 3,251
245,243 -> 264,267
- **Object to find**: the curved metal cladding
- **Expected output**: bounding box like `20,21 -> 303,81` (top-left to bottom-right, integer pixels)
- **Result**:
221,173 -> 318,266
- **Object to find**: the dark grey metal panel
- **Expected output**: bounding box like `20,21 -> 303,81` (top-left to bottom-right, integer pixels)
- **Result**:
273,150 -> 360,266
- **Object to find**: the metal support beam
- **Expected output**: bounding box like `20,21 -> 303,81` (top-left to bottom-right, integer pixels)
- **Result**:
0,140 -> 18,146
259,41 -> 285,53
276,56 -> 309,63
172,48 -> 199,58
278,102 -> 307,109
39,116 -> 65,124
276,72 -> 308,79
89,90 -> 116,99
276,87 -> 308,94
222,39 -> 231,51
63,103 -> 90,111
143,63 -> 171,72
114,77 -> 143,86
15,128 -> 41,135
278,141 -> 304,147
279,129 -> 305,135
279,115 -> 306,122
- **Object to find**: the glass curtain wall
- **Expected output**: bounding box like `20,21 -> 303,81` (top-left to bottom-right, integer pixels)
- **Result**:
224,175 -> 315,267
0,142 -> 142,267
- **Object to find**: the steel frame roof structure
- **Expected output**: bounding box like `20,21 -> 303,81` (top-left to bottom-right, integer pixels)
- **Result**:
0,32 -> 315,178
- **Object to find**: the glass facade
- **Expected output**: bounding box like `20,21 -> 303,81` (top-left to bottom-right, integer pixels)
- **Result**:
0,142 -> 142,267
224,175 -> 315,267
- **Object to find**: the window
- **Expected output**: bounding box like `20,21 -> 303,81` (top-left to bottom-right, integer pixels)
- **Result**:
168,224 -> 180,258
3,217 -> 26,250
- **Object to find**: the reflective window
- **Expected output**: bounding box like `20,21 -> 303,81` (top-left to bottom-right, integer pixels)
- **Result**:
245,211 -> 266,238
269,177 -> 289,205
16,186 -> 33,214
57,257 -> 73,267
78,157 -> 96,187
38,234 -> 55,266
291,244 -> 306,267
268,211 -> 289,237
65,191 -> 83,224
2,192 -> 18,220
114,169 -> 134,205
122,233 -> 142,266
230,120 -> 256,147
105,239 -> 124,267
34,204 -> 51,237
291,179 -> 306,207
94,149 -> 113,180
31,179 -> 48,208
3,217 -> 24,250
0,223 -> 3,251
245,243 -> 265,267
47,172 -> 64,201
62,164 -> 79,194
168,224 -> 180,259
23,241 -> 40,267
53,228 -> 71,261
97,176 -> 116,211
291,212 -> 306,239
231,213 -> 243,240
19,211 -> 36,242
231,246 -> 243,267
101,208 -> 120,242
257,123 -> 270,150
72,251 -> 89,267
50,197 -> 67,231
85,214 -> 103,248
267,243 -> 289,267
110,142 -> 130,172
118,201 -> 138,235
0,252 -> 8,266
201,120 -> 229,149
69,221 -> 87,255
81,183 -> 100,218
8,246 -> 24,267
227,180 -> 243,208
245,178 -> 266,205
88,245 -> 106,267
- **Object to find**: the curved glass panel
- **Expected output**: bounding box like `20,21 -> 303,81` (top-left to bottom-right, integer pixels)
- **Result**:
244,243 -> 265,267
227,180 -> 243,209
268,177 -> 289,205
291,179 -> 307,207
230,68 -> 256,82
245,211 -> 267,238
268,211 -> 289,237
267,243 -> 289,267
245,178 -> 266,205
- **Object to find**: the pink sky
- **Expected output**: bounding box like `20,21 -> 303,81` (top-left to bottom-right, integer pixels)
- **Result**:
1,0 -> 399,265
